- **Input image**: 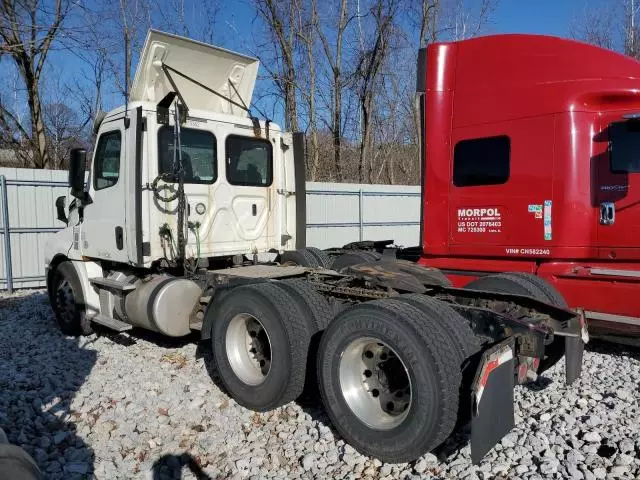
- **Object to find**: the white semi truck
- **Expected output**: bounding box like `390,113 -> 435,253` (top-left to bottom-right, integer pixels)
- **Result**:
45,30 -> 585,463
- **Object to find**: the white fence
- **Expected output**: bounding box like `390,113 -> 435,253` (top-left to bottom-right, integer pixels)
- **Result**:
0,168 -> 420,291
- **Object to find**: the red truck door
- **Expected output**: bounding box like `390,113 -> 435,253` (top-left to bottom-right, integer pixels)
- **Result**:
595,118 -> 640,259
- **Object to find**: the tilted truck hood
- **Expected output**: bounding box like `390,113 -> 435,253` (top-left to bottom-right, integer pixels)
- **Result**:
130,30 -> 259,116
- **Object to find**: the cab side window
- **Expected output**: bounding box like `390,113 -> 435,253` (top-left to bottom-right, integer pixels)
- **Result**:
93,131 -> 122,190
453,135 -> 510,187
226,136 -> 273,187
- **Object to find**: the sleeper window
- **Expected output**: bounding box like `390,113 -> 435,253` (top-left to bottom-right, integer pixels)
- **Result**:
453,135 -> 510,187
158,126 -> 217,183
226,136 -> 273,187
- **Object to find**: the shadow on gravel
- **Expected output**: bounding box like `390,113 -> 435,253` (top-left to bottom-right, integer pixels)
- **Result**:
97,325 -> 201,349
195,340 -> 232,398
0,292 -> 96,479
587,338 -> 640,360
523,376 -> 553,391
151,452 -> 212,479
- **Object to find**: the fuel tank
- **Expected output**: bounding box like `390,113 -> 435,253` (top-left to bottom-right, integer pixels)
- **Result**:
122,275 -> 202,336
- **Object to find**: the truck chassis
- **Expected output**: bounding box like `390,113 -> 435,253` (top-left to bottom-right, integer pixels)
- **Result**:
47,253 -> 585,464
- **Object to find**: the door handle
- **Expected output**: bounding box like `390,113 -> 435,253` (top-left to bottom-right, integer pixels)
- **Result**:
600,202 -> 615,225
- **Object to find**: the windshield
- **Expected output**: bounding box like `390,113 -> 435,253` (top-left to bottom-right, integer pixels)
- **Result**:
158,126 -> 217,183
610,121 -> 640,173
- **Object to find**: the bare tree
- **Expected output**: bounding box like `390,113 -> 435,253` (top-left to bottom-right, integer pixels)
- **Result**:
44,102 -> 83,169
570,1 -> 640,59
296,0 -> 321,180
316,0 -> 350,181
254,0 -> 300,131
569,2 -> 617,50
355,0 -> 399,183
0,0 -> 72,168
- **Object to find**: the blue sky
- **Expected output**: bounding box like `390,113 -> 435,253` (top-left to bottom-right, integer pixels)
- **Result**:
0,0 -> 609,127
490,1 -> 579,37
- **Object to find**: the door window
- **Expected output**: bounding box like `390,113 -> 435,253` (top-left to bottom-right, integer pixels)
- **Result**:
93,131 -> 122,190
158,126 -> 217,183
453,135 -> 510,187
610,121 -> 640,173
226,136 -> 273,187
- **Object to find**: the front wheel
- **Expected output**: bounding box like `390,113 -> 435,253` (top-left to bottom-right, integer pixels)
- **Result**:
317,299 -> 460,463
49,261 -> 93,336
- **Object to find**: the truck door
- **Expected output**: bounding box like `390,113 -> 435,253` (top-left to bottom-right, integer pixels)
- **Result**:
595,118 -> 640,258
80,111 -> 142,264
79,119 -> 130,262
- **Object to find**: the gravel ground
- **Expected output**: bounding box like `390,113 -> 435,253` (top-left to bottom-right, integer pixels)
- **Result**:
1,289 -> 639,480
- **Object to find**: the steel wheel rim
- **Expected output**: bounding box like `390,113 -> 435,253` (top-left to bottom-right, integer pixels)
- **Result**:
339,336 -> 412,430
226,313 -> 272,386
56,279 -> 76,325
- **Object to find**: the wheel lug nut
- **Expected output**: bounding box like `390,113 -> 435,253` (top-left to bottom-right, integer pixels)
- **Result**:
371,389 -> 379,398
363,369 -> 372,378
364,350 -> 373,359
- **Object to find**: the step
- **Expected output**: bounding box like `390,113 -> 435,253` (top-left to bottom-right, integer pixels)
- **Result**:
89,277 -> 136,292
90,313 -> 133,332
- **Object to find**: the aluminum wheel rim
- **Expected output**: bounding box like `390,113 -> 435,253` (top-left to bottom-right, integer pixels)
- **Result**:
339,336 -> 412,430
56,279 -> 76,324
226,313 -> 272,386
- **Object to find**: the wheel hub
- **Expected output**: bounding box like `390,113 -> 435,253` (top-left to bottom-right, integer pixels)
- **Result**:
226,314 -> 272,386
56,280 -> 76,324
340,337 -> 412,429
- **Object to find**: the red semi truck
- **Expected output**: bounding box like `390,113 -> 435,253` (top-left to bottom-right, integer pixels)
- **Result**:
413,33 -> 640,343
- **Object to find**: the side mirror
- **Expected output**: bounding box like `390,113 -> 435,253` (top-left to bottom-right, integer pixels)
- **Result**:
55,195 -> 68,224
69,148 -> 86,199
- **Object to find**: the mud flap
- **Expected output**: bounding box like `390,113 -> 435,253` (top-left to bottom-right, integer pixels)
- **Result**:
565,309 -> 587,385
471,337 -> 515,464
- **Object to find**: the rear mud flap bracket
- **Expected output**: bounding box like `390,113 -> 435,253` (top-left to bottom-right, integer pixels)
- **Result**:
471,337 -> 515,464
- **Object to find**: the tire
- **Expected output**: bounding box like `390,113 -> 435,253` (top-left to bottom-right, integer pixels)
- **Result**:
305,247 -> 333,269
280,249 -> 320,267
210,282 -> 314,411
395,294 -> 481,426
49,261 -> 93,336
331,251 -> 381,271
500,272 -> 567,307
395,294 -> 480,360
278,279 -> 333,330
317,298 -> 460,463
278,279 -> 334,397
465,273 -> 567,373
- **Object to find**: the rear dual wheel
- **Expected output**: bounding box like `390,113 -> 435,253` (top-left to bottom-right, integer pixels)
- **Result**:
280,247 -> 332,268
210,281 -> 331,411
316,298 -> 463,463
465,272 -> 567,373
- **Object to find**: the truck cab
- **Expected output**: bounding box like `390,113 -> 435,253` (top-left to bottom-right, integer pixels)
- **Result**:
48,30 -> 300,273
417,34 -> 640,339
